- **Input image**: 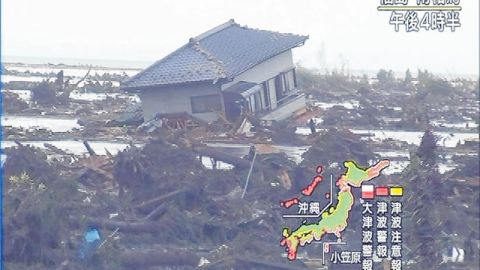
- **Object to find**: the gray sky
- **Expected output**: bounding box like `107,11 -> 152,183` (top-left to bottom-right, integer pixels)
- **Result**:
3,0 -> 479,76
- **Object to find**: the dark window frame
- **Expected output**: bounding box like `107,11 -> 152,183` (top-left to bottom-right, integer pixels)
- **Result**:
282,69 -> 296,93
263,68 -> 297,87
264,68 -> 297,100
292,69 -> 297,88
275,74 -> 284,99
262,82 -> 271,110
253,91 -> 262,111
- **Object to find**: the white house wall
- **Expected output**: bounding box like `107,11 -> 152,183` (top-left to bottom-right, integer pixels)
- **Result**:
221,50 -> 295,109
222,50 -> 294,87
260,94 -> 306,121
140,83 -> 222,122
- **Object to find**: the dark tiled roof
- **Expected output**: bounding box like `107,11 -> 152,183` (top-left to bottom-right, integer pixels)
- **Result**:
123,20 -> 308,89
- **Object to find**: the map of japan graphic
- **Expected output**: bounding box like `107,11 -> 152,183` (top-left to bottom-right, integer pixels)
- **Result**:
280,160 -> 390,261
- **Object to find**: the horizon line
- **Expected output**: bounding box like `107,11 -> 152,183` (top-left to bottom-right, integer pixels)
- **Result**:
2,55 -> 478,78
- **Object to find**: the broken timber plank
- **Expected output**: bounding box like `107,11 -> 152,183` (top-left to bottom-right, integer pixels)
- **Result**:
85,217 -> 162,233
134,188 -> 189,210
83,140 -> 97,156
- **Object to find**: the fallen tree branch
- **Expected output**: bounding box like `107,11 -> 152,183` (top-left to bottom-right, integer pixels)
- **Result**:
83,141 -> 97,156
85,217 -> 163,233
134,188 -> 189,211
143,202 -> 168,221
195,147 -> 251,169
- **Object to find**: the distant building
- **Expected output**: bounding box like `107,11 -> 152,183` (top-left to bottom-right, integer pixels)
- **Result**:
122,19 -> 308,123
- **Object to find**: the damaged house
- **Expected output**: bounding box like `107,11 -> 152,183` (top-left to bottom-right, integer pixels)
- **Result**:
122,19 -> 308,123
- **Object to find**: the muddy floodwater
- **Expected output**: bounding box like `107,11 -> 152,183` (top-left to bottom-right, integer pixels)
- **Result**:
1,140 -> 138,156
2,114 -> 477,175
2,115 -> 82,132
296,127 -> 478,148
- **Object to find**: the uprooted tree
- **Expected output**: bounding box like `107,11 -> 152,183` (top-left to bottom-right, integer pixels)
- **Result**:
31,68 -> 91,105
402,129 -> 443,268
3,145 -> 81,268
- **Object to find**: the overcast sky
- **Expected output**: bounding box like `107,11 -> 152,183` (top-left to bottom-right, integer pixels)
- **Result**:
2,0 -> 479,76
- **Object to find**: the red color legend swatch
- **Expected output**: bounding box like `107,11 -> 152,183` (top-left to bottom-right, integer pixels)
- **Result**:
375,186 -> 389,197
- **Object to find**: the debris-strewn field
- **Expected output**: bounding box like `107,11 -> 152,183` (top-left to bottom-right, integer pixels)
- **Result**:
2,63 -> 479,269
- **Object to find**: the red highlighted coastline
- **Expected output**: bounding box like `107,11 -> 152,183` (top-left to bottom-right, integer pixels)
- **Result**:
280,198 -> 300,208
280,165 -> 324,209
301,175 -> 323,196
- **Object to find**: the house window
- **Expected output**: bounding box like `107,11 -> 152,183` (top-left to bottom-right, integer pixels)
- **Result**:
254,91 -> 262,111
285,69 -> 296,90
248,96 -> 254,112
275,74 -> 285,99
275,69 -> 297,99
267,78 -> 276,104
191,94 -> 222,113
262,82 -> 270,110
